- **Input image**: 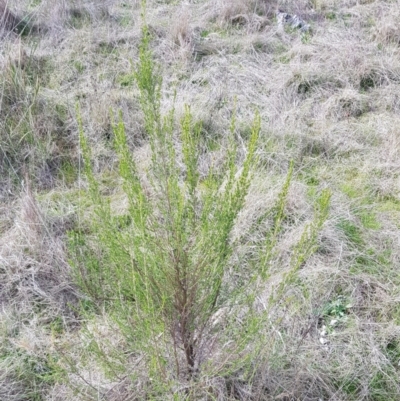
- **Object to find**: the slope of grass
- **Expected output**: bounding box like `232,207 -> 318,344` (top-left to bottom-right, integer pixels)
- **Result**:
1,0 -> 400,400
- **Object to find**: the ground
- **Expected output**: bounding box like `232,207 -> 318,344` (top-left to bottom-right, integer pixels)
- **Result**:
0,0 -> 400,400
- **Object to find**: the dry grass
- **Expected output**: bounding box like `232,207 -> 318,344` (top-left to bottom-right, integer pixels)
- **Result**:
1,0 -> 400,399
0,1 -> 18,30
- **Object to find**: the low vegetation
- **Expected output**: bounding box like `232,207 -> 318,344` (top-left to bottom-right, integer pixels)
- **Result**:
1,0 -> 399,400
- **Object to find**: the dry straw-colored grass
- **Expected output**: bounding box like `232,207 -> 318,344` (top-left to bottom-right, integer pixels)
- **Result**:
0,1 -> 19,30
0,183 -> 78,400
1,0 -> 400,399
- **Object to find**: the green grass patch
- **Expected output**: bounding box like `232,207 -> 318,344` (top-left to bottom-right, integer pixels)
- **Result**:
358,210 -> 380,229
117,72 -> 135,87
377,198 -> 400,212
337,219 -> 364,247
59,160 -> 78,185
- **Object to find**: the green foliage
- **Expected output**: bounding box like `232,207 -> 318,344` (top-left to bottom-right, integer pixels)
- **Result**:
117,72 -> 135,87
334,367 -> 400,401
69,12 -> 331,398
385,339 -> 400,366
301,31 -> 312,44
322,295 -> 351,319
0,335 -> 59,401
368,370 -> 400,401
59,160 -> 77,185
200,29 -> 210,38
325,11 -> 337,20
271,187 -> 331,303
337,219 -> 364,247
72,60 -> 85,74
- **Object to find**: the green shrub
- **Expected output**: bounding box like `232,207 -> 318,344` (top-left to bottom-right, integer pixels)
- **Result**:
68,14 -> 331,399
